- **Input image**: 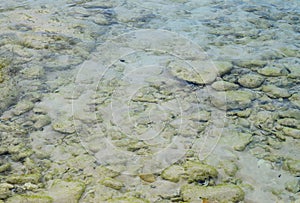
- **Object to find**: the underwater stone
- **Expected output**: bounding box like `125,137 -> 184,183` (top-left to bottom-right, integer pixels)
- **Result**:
289,93 -> 300,108
52,118 -> 75,134
282,127 -> 300,139
234,60 -> 267,69
181,184 -> 245,202
161,165 -> 184,183
219,160 -> 238,177
277,118 -> 300,129
107,197 -> 150,203
168,61 -> 217,85
0,183 -> 13,199
7,174 -> 41,184
211,80 -> 239,91
258,66 -> 286,76
0,81 -> 19,115
262,85 -> 291,98
6,195 -> 53,203
285,179 -> 300,193
139,174 -> 156,183
32,115 -> 51,130
238,74 -> 265,88
283,160 -> 300,176
13,100 -> 34,116
100,177 -> 124,190
47,179 -> 85,203
183,161 -> 218,183
0,163 -> 11,173
233,133 -> 253,151
210,90 -> 254,110
214,61 -> 233,76
20,66 -> 44,79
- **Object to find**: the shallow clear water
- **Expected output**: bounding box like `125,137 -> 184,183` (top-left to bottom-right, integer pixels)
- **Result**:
0,0 -> 299,202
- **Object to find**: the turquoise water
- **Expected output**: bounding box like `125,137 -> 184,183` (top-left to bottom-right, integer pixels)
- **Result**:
0,0 -> 299,202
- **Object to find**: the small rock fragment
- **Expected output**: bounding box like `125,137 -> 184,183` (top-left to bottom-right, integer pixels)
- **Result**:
139,174 -> 156,183
100,177 -> 124,190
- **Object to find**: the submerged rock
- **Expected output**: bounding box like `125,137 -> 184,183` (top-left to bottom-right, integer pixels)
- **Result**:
285,179 -> 300,194
52,117 -> 75,134
283,160 -> 300,176
100,177 -> 124,190
211,80 -> 239,91
262,85 -> 291,98
13,100 -> 34,116
238,73 -> 265,88
183,161 -> 218,183
161,165 -> 185,183
168,61 -> 217,85
7,174 -> 41,184
181,184 -> 245,202
47,179 -> 85,203
107,197 -> 150,203
214,61 -> 233,76
289,93 -> 300,108
6,195 -> 52,203
234,60 -> 267,69
0,81 -> 19,115
139,174 -> 156,183
210,90 -> 254,110
282,127 -> 300,139
0,183 -> 13,199
258,66 -> 286,76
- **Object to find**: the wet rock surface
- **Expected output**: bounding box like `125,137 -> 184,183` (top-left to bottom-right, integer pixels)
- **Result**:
0,0 -> 299,202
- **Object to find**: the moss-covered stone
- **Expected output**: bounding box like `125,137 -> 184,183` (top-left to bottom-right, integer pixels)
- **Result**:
13,100 -> 34,116
100,177 -> 124,190
238,73 -> 265,88
32,114 -> 51,130
0,183 -> 13,199
168,60 -> 217,85
214,61 -> 233,76
262,85 -> 291,98
282,127 -> 300,139
6,195 -> 53,203
220,160 -> 239,177
233,133 -> 253,151
289,93 -> 300,108
283,159 -> 300,176
183,161 -> 218,183
52,117 -> 75,134
234,60 -> 267,69
210,90 -> 254,110
6,174 -> 41,184
285,179 -> 300,193
0,163 -> 11,173
211,80 -> 239,91
181,184 -> 245,202
139,173 -> 156,183
47,179 -> 85,203
11,149 -> 34,161
161,165 -> 185,183
258,66 -> 286,76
